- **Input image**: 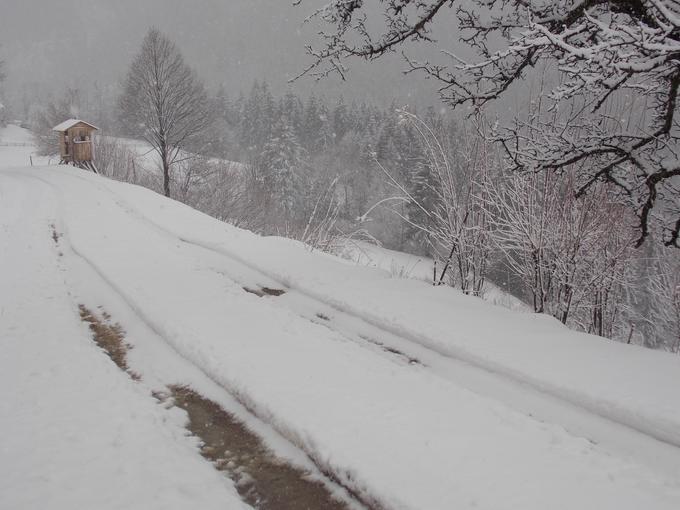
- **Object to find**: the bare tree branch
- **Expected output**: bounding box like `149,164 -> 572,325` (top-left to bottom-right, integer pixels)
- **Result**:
297,0 -> 680,246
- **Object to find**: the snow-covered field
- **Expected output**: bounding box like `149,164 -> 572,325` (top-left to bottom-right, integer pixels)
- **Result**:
0,124 -> 50,168
99,134 -> 245,178
2,129 -> 680,509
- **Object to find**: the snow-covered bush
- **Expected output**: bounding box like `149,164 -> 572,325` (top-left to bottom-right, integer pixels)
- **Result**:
486,165 -> 638,338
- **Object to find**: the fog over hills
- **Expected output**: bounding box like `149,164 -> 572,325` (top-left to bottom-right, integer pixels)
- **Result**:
0,0 -> 445,107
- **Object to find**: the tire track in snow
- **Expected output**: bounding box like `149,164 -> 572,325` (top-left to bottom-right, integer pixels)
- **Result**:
74,302 -> 357,510
30,173 -> 381,510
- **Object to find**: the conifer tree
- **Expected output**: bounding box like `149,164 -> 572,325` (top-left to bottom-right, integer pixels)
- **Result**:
257,116 -> 305,226
332,96 -> 349,142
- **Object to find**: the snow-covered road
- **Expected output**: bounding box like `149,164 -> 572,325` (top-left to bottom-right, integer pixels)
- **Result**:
3,163 -> 680,510
0,170 -> 250,510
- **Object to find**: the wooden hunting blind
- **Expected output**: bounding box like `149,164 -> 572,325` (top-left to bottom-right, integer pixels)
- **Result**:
53,119 -> 99,172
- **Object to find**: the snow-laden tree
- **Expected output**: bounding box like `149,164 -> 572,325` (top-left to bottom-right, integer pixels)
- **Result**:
332,96 -> 350,141
486,164 -> 637,337
239,81 -> 276,156
0,54 -> 6,127
302,95 -> 334,154
648,250 -> 680,352
280,92 -> 305,140
368,110 -> 493,295
119,28 -> 213,198
256,117 -> 305,230
632,244 -> 680,351
298,0 -> 680,247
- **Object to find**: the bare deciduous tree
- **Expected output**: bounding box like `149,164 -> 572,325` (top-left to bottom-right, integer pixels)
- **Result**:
640,247 -> 680,352
298,0 -> 680,247
119,28 -> 213,198
364,110 -> 493,296
486,165 -> 637,337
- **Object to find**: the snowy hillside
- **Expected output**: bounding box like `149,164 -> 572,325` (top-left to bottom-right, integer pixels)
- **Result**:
337,240 -> 530,311
98,134 -> 245,180
2,139 -> 680,509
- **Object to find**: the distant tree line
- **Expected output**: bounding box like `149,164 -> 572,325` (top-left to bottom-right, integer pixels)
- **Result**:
208,80 -> 465,248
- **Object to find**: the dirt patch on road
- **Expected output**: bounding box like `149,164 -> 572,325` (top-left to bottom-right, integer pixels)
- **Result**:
169,385 -> 352,510
260,286 -> 286,297
79,305 -> 140,380
243,286 -> 287,298
78,305 -> 363,510
243,286 -> 266,297
359,335 -> 423,366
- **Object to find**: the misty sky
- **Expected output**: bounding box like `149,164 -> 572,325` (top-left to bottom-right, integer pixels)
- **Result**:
0,0 -> 450,107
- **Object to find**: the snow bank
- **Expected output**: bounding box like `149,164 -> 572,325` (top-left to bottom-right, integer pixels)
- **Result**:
8,166 -> 678,510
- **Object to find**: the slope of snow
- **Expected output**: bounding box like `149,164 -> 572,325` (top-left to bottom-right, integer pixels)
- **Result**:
103,171 -> 680,448
0,171 -> 249,509
3,164 -> 679,510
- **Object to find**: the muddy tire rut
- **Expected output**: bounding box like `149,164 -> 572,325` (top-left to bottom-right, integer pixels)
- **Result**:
169,385 -> 352,510
78,305 -> 357,510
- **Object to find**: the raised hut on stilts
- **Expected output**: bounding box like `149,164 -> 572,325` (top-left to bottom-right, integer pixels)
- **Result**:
52,119 -> 99,172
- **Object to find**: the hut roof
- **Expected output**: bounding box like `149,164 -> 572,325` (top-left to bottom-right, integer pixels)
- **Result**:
52,119 -> 99,132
